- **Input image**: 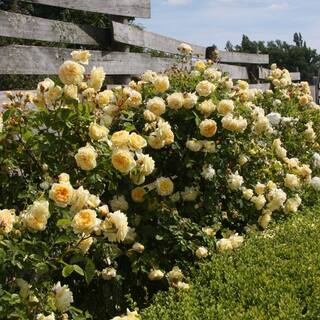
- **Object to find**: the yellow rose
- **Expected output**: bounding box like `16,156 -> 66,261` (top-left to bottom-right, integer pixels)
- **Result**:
89,123 -> 108,141
148,135 -> 165,149
156,177 -> 174,196
199,119 -> 217,138
45,86 -> 62,105
127,90 -> 142,107
72,209 -> 97,234
194,60 -> 206,72
237,80 -> 249,90
196,80 -> 215,97
71,50 -> 91,65
64,84 -> 78,100
70,186 -> 90,214
59,60 -> 85,85
75,144 -> 97,171
23,200 -> 50,231
183,93 -> 198,109
128,133 -> 147,151
77,237 -> 93,254
111,149 -> 136,173
197,100 -> 216,116
131,187 -> 146,203
167,92 -> 184,110
299,95 -> 309,106
195,246 -> 208,259
144,110 -> 158,122
111,130 -> 129,148
217,99 -> 234,115
49,183 -> 74,207
101,210 -> 128,242
0,209 -> 15,234
147,97 -> 166,116
148,269 -> 164,281
96,90 -> 114,107
153,75 -> 170,93
178,43 -> 193,55
136,154 -> 155,176
88,66 -> 105,91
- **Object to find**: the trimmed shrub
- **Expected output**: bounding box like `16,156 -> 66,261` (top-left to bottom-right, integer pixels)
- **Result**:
141,205 -> 320,319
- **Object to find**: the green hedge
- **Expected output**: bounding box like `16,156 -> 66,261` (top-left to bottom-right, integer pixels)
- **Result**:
141,205 -> 320,320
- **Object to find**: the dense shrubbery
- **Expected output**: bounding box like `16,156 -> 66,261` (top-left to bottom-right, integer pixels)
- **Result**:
0,45 -> 320,319
141,203 -> 320,319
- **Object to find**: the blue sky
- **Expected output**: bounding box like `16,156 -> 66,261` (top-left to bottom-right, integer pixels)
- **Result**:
137,0 -> 320,52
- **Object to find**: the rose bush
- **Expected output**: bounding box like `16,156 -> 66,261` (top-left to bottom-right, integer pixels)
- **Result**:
0,49 -> 319,319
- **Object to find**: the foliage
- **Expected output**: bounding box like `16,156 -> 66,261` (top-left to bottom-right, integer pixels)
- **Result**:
141,203 -> 320,319
225,33 -> 320,82
0,48 -> 320,319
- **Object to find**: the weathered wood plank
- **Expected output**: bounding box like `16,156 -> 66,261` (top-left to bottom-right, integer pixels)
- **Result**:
112,21 -> 206,57
0,45 -> 249,79
259,67 -> 301,81
0,10 -> 109,46
217,63 -> 248,79
249,83 -> 270,91
21,0 -> 151,18
112,21 -> 269,64
218,51 -> 269,64
0,45 -> 174,75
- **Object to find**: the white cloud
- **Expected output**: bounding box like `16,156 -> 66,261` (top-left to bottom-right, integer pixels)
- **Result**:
166,0 -> 191,6
268,2 -> 288,10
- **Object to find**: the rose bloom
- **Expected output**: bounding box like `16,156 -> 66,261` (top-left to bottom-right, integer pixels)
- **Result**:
186,139 -> 202,152
136,153 -> 155,176
82,87 -> 96,101
147,97 -> 166,116
89,122 -> 108,141
96,90 -> 114,107
217,99 -> 234,115
196,80 -> 215,97
258,210 -> 272,229
255,183 -> 266,195
221,114 -> 248,133
53,282 -> 73,313
128,133 -> 147,151
237,80 -> 249,90
110,195 -> 128,212
183,92 -> 198,109
251,195 -> 266,210
153,75 -> 170,93
49,182 -> 74,208
77,236 -> 93,254
44,85 -> 62,105
284,195 -> 301,214
72,209 -> 98,234
284,174 -> 300,190
142,70 -> 157,83
58,173 -> 70,183
197,99 -> 216,116
102,267 -> 117,280
229,234 -> 244,249
75,144 -> 97,171
148,135 -> 165,149
70,186 -> 90,214
127,90 -> 142,107
37,77 -> 54,92
310,177 -> 320,191
167,92 -> 184,110
132,242 -> 145,253
131,187 -> 146,203
202,140 -> 216,153
111,130 -> 130,148
59,60 -> 85,85
194,60 -> 206,72
71,50 -> 91,65
199,119 -> 217,138
216,238 -> 233,252
204,68 -> 222,80
148,269 -> 164,281
111,149 -> 136,173
156,177 -> 174,196
0,209 -> 15,235
178,43 -> 193,55
228,171 -> 244,190
23,200 -> 50,231
63,84 -> 78,100
88,66 -> 106,91
101,210 -> 128,242
144,110 -> 158,122
195,246 -> 208,259
181,186 -> 199,202
242,187 -> 253,200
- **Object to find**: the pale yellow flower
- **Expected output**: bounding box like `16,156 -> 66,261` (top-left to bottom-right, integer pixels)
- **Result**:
112,149 -> 136,173
59,60 -> 85,85
183,93 -> 198,109
89,122 -> 108,141
197,100 -> 216,116
199,119 -> 217,138
96,90 -> 114,107
196,80 -> 215,97
131,187 -> 146,203
88,66 -> 105,91
178,43 -> 193,55
101,210 -> 128,242
77,236 -> 93,254
136,153 -> 155,176
147,97 -> 166,116
49,183 -> 74,208
111,130 -> 130,148
153,75 -> 170,93
63,84 -> 78,100
71,50 -> 91,65
132,242 -> 145,253
194,60 -> 206,72
195,246 -> 208,259
72,209 -> 98,234
75,144 -> 97,171
156,177 -> 174,196
53,282 -> 73,312
148,269 -> 164,281
217,99 -> 234,115
128,133 -> 147,151
167,92 -> 184,110
0,209 -> 15,235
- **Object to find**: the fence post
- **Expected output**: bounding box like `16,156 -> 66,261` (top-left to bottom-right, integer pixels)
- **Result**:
110,16 -> 131,85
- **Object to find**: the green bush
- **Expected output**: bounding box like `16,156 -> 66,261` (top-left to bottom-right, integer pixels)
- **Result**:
141,205 -> 320,320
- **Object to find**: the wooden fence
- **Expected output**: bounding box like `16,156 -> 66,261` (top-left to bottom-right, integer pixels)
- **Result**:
0,0 -> 307,102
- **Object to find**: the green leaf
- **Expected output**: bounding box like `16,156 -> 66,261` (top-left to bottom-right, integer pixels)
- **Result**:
85,259 -> 96,284
56,219 -> 71,227
73,264 -> 85,276
62,264 -> 74,277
